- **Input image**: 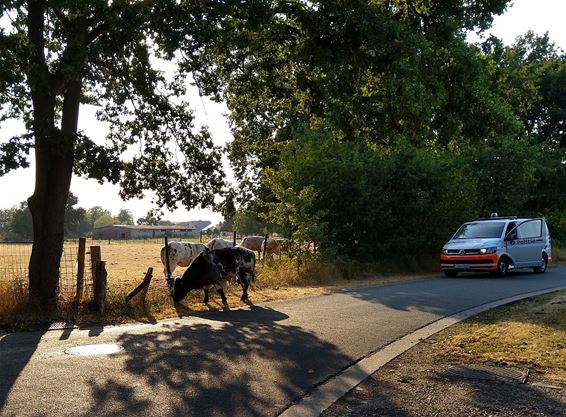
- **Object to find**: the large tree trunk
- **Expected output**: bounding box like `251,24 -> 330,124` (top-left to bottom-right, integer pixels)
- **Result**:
26,1 -> 82,311
28,146 -> 74,310
27,77 -> 80,310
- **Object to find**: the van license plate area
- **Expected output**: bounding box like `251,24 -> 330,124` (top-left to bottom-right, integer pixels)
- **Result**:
455,264 -> 469,269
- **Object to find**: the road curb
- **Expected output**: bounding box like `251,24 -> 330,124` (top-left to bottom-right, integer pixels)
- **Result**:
278,285 -> 566,417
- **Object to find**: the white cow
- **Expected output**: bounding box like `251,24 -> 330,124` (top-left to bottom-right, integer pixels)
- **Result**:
160,241 -> 208,280
205,238 -> 235,251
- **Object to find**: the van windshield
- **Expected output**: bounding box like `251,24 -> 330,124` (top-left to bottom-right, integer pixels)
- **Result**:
453,222 -> 505,239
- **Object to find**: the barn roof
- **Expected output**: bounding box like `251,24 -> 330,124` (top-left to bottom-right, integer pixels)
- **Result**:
94,224 -> 193,231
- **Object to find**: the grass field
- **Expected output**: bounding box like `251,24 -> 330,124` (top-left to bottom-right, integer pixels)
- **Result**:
0,239 -> 436,328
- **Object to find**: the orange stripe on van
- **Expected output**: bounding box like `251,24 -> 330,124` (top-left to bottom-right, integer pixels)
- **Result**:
440,254 -> 498,262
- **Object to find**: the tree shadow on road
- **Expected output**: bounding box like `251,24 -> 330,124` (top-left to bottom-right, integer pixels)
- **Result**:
0,329 -> 45,413
78,306 -> 353,417
344,269 -> 564,316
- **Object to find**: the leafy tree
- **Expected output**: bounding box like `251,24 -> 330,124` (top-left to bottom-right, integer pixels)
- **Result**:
522,149 -> 566,241
198,0 -> 515,209
115,209 -> 134,225
6,202 -> 33,241
136,210 -> 160,226
233,210 -> 265,236
266,127 -> 478,260
464,140 -> 537,216
94,213 -> 114,229
0,208 -> 13,239
482,32 -> 566,238
485,31 -> 566,149
64,192 -> 87,237
86,206 -> 111,232
217,187 -> 237,222
0,1 -> 238,309
217,220 -> 234,233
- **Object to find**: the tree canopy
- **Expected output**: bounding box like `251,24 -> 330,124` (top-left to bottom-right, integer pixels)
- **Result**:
1,0 -> 565,310
0,0 -> 243,309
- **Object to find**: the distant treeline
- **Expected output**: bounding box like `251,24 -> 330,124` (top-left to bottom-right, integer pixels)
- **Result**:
0,193 -> 140,241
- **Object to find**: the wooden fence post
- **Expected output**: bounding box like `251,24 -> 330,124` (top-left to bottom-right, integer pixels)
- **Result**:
90,245 -> 101,272
233,231 -> 237,246
125,267 -> 153,305
90,245 -> 106,313
93,261 -> 107,314
262,234 -> 268,262
164,236 -> 171,281
75,237 -> 86,303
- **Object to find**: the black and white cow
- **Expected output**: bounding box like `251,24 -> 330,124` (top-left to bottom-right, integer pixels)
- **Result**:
172,247 -> 256,305
160,241 -> 208,282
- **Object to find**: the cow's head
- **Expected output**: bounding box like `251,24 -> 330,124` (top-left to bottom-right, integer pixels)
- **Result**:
172,277 -> 188,302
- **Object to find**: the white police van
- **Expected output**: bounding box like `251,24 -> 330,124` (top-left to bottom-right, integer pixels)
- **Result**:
440,214 -> 552,277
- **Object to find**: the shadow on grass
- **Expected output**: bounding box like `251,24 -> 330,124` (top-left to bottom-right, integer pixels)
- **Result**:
322,369 -> 565,417
434,371 -> 566,417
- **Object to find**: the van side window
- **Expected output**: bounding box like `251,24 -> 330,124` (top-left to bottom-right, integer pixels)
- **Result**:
517,220 -> 542,239
505,222 -> 517,240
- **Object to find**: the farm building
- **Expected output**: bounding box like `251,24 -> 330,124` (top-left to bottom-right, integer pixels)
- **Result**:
92,224 -> 195,240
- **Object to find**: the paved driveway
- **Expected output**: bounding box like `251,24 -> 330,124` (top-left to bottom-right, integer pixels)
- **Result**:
1,268 -> 565,417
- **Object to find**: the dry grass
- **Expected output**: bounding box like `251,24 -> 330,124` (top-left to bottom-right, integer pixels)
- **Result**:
429,290 -> 566,385
0,279 -> 28,317
0,239 -> 434,328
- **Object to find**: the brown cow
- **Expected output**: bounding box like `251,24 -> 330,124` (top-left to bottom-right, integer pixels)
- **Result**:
241,235 -> 281,260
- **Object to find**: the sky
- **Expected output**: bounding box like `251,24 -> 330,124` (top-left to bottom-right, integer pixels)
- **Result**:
1,0 -> 565,225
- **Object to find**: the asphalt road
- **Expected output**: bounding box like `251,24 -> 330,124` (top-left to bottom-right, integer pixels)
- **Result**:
1,268 -> 565,417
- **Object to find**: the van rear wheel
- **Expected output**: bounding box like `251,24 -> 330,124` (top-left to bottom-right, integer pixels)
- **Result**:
533,255 -> 548,274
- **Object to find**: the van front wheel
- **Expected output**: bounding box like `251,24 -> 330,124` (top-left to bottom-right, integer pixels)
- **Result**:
495,258 -> 508,277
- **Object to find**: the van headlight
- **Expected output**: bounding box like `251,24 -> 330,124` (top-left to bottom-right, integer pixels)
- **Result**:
442,248 -> 449,254
480,247 -> 497,254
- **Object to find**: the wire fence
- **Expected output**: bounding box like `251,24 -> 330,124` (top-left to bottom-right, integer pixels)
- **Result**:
0,241 -> 94,299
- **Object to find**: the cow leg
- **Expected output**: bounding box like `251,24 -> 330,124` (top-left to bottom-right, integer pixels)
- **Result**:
164,263 -> 176,287
215,284 -> 228,306
239,272 -> 250,301
203,288 -> 210,304
238,269 -> 254,301
240,281 -> 249,301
